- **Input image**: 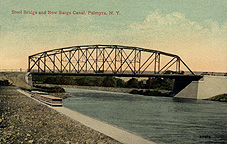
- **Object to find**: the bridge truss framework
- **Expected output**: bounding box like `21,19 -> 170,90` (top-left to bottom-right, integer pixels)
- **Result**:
28,45 -> 195,77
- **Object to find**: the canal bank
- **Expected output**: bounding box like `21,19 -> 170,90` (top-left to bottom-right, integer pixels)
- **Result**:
0,86 -> 121,143
17,89 -> 156,144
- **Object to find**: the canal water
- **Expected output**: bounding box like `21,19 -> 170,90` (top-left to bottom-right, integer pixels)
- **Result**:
63,87 -> 227,144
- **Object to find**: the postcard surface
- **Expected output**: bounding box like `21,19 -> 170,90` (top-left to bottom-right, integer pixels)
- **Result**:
0,1 -> 226,144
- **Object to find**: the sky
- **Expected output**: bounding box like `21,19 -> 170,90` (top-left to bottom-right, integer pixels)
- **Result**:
0,0 -> 226,72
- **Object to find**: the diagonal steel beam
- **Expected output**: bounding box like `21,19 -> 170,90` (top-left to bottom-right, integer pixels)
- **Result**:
158,57 -> 176,73
137,52 -> 155,74
116,49 -> 135,74
46,54 -> 61,73
29,53 -> 44,71
141,54 -> 159,74
161,59 -> 178,74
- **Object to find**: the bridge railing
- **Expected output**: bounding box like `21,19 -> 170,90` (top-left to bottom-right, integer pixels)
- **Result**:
0,69 -> 27,72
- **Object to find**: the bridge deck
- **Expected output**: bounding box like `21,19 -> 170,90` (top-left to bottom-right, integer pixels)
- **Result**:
30,72 -> 202,79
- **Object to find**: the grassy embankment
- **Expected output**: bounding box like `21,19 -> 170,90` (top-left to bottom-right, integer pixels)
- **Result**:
0,72 -> 69,99
209,94 -> 227,102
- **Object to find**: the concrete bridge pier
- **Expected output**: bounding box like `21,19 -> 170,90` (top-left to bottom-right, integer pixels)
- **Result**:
25,72 -> 33,86
174,76 -> 227,99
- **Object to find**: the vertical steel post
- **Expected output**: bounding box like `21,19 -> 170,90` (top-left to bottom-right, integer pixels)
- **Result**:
53,54 -> 55,72
154,52 -> 157,74
86,49 -> 88,72
103,48 -> 105,72
78,49 -> 80,73
69,51 -> 71,73
179,59 -> 181,73
177,58 -> 180,73
60,49 -> 63,73
134,49 -> 136,74
120,49 -> 123,73
28,56 -> 30,72
138,51 -> 141,74
44,53 -> 46,73
158,53 -> 160,73
115,47 -> 117,73
96,47 -> 98,72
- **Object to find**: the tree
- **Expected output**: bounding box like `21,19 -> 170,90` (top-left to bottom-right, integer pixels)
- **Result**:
138,80 -> 146,89
146,77 -> 174,90
103,77 -> 117,87
76,77 -> 93,86
126,78 -> 139,88
116,79 -> 125,87
93,77 -> 104,86
146,78 -> 156,89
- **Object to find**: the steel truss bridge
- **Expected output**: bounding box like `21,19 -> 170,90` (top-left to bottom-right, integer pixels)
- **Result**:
28,45 -> 199,78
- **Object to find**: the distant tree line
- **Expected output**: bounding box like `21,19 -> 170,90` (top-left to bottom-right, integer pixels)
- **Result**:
33,75 -> 174,90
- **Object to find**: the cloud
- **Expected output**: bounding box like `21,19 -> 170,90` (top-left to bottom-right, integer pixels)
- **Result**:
126,10 -> 226,41
1,10 -> 226,71
120,10 -> 227,72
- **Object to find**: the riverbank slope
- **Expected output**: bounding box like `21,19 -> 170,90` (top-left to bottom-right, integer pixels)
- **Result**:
0,86 -> 120,144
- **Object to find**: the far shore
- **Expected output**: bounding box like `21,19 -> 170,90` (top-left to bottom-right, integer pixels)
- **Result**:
35,83 -> 135,93
34,83 -> 172,97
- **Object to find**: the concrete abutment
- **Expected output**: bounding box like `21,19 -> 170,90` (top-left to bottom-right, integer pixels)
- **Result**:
25,72 -> 33,86
174,76 -> 227,99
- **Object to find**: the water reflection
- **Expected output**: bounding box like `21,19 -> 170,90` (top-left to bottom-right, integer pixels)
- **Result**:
172,97 -> 199,103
